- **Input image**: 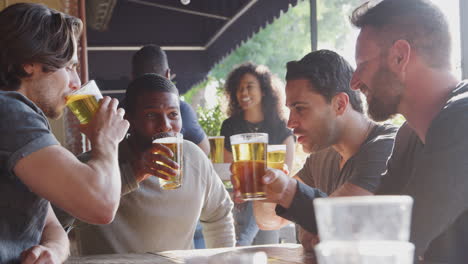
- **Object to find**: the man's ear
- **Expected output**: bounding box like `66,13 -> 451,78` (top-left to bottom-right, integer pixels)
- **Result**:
23,63 -> 37,75
389,39 -> 411,77
332,92 -> 349,116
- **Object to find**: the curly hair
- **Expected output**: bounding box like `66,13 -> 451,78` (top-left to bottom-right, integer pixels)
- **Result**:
0,3 -> 83,90
224,62 -> 286,125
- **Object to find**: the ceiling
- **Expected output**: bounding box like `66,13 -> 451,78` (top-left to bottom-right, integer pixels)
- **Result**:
85,0 -> 301,96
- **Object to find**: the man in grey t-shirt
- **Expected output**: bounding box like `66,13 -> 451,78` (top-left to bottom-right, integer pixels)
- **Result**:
0,3 -> 129,263
247,50 -> 397,250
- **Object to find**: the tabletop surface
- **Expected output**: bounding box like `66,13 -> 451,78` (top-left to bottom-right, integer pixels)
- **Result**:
65,243 -> 318,264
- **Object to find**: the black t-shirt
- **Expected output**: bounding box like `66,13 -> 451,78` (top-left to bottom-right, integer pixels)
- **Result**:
220,114 -> 292,151
0,91 -> 58,263
377,81 -> 468,263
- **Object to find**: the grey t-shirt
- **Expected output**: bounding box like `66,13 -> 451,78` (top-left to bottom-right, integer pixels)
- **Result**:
0,91 -> 59,263
298,123 -> 398,194
377,81 -> 468,263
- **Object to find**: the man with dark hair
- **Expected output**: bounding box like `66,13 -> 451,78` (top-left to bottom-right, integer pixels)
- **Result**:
349,0 -> 468,262
131,44 -> 210,155
75,73 -> 235,254
0,3 -> 129,263
249,50 -> 397,249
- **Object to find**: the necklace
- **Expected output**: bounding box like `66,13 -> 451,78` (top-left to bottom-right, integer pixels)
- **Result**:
245,120 -> 263,133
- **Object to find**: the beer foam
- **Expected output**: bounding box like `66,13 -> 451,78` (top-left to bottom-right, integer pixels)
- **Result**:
152,137 -> 181,144
267,144 -> 286,152
230,133 -> 268,145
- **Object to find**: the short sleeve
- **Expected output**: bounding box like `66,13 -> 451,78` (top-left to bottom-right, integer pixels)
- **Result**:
220,118 -> 235,152
179,101 -> 206,145
0,93 -> 59,175
347,126 -> 397,193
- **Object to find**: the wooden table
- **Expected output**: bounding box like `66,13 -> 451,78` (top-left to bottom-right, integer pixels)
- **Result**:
65,243 -> 318,264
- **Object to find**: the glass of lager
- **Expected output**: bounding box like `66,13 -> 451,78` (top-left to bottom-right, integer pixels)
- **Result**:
152,132 -> 184,190
230,133 -> 268,200
267,144 -> 286,170
66,80 -> 103,124
208,136 -> 224,163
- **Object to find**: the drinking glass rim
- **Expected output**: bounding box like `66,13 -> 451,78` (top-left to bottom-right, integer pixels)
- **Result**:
230,133 -> 268,145
313,195 -> 413,206
267,144 -> 286,152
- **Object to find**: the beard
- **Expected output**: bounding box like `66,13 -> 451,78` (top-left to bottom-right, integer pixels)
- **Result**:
366,67 -> 404,122
34,92 -> 64,119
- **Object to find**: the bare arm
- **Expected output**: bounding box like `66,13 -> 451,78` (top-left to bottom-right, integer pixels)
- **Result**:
197,136 -> 210,156
224,149 -> 233,164
15,97 -> 129,224
21,204 -> 69,264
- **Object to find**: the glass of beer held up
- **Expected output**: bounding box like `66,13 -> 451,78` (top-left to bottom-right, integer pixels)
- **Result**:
208,136 -> 225,163
267,144 -> 286,170
66,80 -> 103,124
230,133 -> 268,200
152,132 -> 184,190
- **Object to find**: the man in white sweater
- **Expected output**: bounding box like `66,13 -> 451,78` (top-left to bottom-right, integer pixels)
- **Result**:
75,73 -> 235,254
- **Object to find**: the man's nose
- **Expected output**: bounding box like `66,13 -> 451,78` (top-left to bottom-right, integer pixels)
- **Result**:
287,113 -> 298,129
159,117 -> 172,132
69,69 -> 81,92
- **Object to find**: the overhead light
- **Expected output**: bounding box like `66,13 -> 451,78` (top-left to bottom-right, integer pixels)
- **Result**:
181,0 -> 190,5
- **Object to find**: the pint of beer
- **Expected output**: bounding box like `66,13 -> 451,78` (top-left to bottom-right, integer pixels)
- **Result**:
66,80 -> 103,124
152,132 -> 184,190
267,144 -> 286,170
208,136 -> 224,163
230,133 -> 268,200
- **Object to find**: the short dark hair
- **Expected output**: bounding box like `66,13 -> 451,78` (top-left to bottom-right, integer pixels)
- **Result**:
224,62 -> 287,124
286,50 -> 363,113
132,44 -> 169,78
0,3 -> 82,90
351,0 -> 451,69
124,73 -> 178,114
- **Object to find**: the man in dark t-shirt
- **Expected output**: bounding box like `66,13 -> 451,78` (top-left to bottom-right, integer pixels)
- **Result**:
350,1 -> 468,262
247,50 -> 397,250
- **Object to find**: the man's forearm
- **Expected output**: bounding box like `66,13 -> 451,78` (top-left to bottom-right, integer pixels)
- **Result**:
276,181 -> 328,234
41,206 -> 70,262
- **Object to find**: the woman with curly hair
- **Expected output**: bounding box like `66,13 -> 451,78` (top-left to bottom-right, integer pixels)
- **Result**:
221,62 -> 295,246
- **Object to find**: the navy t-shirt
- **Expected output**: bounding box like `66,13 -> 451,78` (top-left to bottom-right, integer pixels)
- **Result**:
0,91 -> 58,263
180,100 -> 206,145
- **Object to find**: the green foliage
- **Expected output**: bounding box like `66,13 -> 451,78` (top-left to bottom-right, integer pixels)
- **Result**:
197,103 -> 226,137
210,0 -> 312,80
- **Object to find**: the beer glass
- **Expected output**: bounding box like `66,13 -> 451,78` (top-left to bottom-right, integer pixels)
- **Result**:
208,136 -> 224,163
230,133 -> 268,200
314,195 -> 413,241
152,132 -> 184,190
66,80 -> 103,124
267,144 -> 286,170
